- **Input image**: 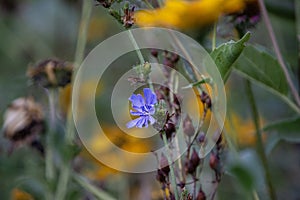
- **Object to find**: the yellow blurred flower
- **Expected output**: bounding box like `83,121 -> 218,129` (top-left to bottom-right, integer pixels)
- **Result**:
135,0 -> 245,29
11,188 -> 34,200
225,112 -> 266,147
81,125 -> 152,180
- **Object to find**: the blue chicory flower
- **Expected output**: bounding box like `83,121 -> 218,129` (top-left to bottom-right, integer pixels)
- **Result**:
126,88 -> 157,128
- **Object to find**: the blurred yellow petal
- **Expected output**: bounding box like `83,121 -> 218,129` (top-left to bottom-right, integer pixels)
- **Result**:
11,189 -> 34,200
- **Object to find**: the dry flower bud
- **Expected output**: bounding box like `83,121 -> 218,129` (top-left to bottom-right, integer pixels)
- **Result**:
183,115 -> 195,137
190,148 -> 200,167
196,188 -> 206,200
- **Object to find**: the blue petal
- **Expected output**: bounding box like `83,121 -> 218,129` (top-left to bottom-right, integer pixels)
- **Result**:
129,94 -> 145,107
136,116 -> 147,128
126,117 -> 142,128
148,115 -> 156,125
130,110 -> 145,116
143,88 -> 157,105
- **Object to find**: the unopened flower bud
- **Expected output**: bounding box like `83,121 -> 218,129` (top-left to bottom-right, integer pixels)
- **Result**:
151,49 -> 158,57
183,115 -> 195,137
196,188 -> 206,200
191,148 -> 200,167
209,152 -> 218,170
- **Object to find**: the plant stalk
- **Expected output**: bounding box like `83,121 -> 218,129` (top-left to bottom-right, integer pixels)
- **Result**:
245,80 -> 276,200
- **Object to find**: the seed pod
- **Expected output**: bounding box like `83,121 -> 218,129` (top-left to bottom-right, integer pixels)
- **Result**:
209,152 -> 218,170
196,188 -> 206,200
190,148 -> 200,168
183,115 -> 195,137
27,59 -> 73,88
151,49 -> 158,58
3,97 -> 45,142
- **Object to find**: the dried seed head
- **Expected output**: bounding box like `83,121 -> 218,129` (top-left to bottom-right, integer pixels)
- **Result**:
27,59 -> 73,88
183,115 -> 195,137
3,97 -> 45,142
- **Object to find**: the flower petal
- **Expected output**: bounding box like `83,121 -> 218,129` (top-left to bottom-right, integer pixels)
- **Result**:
126,117 -> 143,128
130,110 -> 145,116
143,88 -> 157,105
136,116 -> 147,128
129,94 -> 145,107
148,115 -> 156,125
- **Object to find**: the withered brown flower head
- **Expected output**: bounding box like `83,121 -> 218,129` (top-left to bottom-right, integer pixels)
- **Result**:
2,97 -> 45,142
27,58 -> 73,88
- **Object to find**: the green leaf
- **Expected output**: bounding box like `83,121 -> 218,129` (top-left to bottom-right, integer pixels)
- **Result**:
263,116 -> 300,143
233,45 -> 300,113
210,32 -> 250,83
230,165 -> 254,191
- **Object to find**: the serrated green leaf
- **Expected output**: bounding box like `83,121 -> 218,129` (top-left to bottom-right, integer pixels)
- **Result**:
263,116 -> 300,143
210,32 -> 250,83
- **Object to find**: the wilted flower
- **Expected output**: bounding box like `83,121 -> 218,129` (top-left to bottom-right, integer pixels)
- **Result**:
127,88 -> 157,128
3,97 -> 45,142
27,58 -> 73,88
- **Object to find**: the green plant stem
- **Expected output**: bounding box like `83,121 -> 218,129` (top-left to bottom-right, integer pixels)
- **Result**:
66,0 -> 92,142
55,163 -> 70,200
162,133 -> 179,200
212,22 -> 217,51
127,29 -> 154,91
73,173 -> 117,200
55,0 -> 92,199
45,89 -> 56,182
258,0 -> 300,107
245,80 -> 276,200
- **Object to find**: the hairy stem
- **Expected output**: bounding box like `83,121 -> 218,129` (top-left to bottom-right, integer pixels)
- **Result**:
245,80 -> 276,200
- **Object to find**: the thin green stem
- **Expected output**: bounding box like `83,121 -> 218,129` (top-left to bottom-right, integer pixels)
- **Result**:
245,80 -> 276,200
212,22 -> 217,51
55,1 -> 92,199
73,173 -> 117,200
55,164 -> 70,200
162,134 -> 179,200
127,29 -> 145,64
45,89 -> 56,182
127,29 -> 154,91
66,0 -> 92,142
258,0 -> 300,107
